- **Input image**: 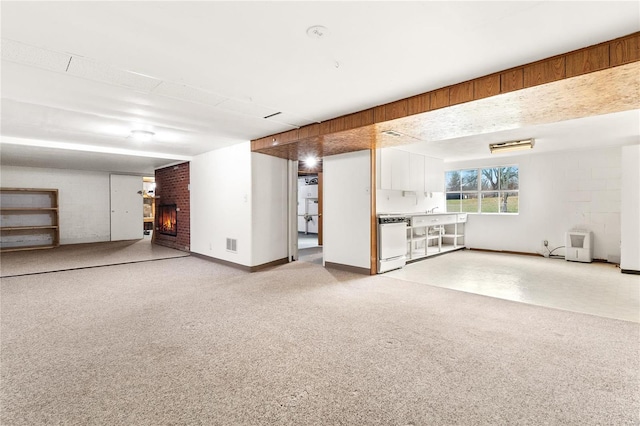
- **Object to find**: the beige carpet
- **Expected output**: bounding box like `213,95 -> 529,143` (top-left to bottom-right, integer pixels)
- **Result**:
0,239 -> 189,277
1,256 -> 638,425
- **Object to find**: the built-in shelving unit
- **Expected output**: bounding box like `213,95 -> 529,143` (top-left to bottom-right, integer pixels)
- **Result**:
407,213 -> 466,262
0,188 -> 60,252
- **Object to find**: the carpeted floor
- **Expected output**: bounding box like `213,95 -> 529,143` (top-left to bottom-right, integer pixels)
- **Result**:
0,239 -> 189,277
1,255 -> 638,425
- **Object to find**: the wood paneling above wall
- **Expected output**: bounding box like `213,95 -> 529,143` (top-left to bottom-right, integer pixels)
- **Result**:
344,110 -> 374,129
384,99 -> 409,121
566,44 -> 610,77
523,57 -> 565,87
429,88 -> 450,110
251,32 -> 640,160
611,33 -> 640,66
500,69 -> 524,93
406,93 -> 430,115
449,81 -> 474,105
474,74 -> 501,100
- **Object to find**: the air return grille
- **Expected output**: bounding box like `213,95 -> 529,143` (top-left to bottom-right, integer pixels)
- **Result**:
226,238 -> 237,253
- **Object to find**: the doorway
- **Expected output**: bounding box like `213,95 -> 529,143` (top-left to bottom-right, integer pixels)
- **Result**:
110,174 -> 143,241
142,176 -> 156,240
297,161 -> 323,264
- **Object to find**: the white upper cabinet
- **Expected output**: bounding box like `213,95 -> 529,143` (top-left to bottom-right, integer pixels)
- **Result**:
410,153 -> 425,193
391,149 -> 412,190
424,156 -> 444,193
380,148 -> 393,190
379,148 -> 424,191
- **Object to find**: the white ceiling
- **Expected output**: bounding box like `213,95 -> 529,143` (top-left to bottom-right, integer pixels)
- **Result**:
1,1 -> 639,174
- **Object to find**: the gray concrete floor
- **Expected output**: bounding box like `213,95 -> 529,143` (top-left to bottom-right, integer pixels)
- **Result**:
386,250 -> 640,323
298,232 -> 319,250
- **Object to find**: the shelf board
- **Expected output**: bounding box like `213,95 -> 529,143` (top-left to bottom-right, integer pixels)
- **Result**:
443,234 -> 464,238
411,236 -> 427,242
0,244 -> 58,253
441,244 -> 465,251
1,225 -> 59,231
1,208 -> 58,211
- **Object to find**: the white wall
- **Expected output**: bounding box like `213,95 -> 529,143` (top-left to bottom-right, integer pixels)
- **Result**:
190,143 -> 288,268
620,144 -> 640,271
251,152 -> 288,266
446,146 -> 624,260
0,165 -> 111,244
190,143 -> 253,266
323,150 -> 371,270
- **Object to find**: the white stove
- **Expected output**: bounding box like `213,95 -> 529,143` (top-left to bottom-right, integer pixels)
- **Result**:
377,214 -> 409,273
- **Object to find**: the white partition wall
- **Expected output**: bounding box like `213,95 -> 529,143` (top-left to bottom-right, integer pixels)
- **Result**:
250,152 -> 288,266
190,143 -> 253,266
621,144 -> 640,272
190,143 -> 288,268
323,150 -> 371,271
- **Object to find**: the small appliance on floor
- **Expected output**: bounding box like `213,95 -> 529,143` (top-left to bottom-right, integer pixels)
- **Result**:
565,230 -> 593,263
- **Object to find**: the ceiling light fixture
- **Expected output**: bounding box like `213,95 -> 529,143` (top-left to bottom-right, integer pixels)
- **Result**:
304,156 -> 318,167
381,130 -> 404,137
489,139 -> 535,154
130,130 -> 155,142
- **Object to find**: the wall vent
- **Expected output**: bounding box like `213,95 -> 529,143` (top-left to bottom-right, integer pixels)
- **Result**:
226,238 -> 237,253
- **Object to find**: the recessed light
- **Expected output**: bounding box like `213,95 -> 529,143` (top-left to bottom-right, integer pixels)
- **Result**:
130,130 -> 155,142
304,156 -> 318,167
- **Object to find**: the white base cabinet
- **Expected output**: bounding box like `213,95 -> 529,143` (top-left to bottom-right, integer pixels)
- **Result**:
407,213 -> 466,261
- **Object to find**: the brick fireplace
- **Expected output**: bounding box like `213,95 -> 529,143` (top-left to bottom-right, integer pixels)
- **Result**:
154,162 -> 190,251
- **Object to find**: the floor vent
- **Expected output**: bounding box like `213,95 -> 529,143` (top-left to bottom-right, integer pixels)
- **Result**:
226,238 -> 237,253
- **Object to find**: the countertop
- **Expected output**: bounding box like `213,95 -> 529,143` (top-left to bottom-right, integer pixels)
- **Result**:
377,211 -> 453,217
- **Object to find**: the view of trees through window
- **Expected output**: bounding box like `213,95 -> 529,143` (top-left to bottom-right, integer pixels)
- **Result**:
445,166 -> 519,213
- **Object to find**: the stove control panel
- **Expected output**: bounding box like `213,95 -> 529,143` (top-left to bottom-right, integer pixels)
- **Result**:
378,216 -> 409,224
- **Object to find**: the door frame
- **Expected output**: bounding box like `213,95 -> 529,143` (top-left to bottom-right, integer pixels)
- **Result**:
288,160 -> 298,261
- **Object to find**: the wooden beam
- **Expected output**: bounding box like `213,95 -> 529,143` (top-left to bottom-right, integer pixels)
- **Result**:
252,31 -> 639,156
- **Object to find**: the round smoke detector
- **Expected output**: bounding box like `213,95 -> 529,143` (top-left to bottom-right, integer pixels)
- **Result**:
307,25 -> 328,39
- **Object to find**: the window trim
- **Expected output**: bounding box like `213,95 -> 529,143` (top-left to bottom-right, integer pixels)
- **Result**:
445,165 -> 519,215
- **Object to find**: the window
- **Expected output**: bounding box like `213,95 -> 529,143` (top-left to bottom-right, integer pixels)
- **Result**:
446,166 -> 519,213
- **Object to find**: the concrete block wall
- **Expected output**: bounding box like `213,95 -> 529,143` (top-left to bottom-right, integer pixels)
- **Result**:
154,162 -> 190,251
0,166 -> 111,244
446,145 -> 624,261
561,147 -> 621,261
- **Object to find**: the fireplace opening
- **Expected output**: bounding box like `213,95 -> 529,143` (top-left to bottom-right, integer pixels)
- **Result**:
157,204 -> 177,236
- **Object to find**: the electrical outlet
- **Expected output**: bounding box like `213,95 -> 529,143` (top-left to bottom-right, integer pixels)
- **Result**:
543,240 -> 549,247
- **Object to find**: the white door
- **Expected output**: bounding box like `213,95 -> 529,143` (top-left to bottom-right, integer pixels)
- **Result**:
110,174 -> 143,241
